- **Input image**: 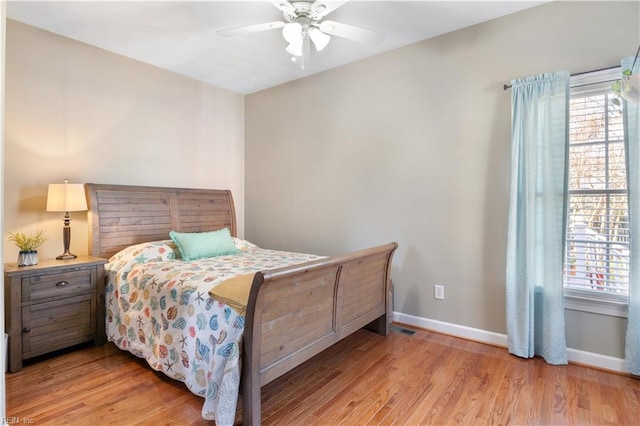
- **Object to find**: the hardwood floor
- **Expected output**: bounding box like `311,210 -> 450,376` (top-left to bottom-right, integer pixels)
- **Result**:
6,326 -> 639,425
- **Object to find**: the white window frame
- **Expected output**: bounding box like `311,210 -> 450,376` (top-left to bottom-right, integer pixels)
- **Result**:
564,67 -> 629,318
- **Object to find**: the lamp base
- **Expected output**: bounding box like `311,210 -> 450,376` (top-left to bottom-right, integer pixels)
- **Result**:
57,218 -> 77,260
56,252 -> 78,260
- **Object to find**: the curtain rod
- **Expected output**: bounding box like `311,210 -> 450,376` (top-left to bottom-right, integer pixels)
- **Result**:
502,66 -> 621,91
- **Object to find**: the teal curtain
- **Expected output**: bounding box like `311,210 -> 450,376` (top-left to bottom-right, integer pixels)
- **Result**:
506,71 -> 570,365
623,56 -> 640,375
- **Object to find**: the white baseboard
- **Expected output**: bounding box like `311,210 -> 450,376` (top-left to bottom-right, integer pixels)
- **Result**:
393,311 -> 626,373
565,347 -> 626,372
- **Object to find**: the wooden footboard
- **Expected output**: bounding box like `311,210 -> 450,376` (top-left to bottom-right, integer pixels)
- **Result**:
241,242 -> 398,426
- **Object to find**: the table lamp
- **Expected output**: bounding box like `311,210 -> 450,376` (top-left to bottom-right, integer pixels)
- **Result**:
46,179 -> 87,260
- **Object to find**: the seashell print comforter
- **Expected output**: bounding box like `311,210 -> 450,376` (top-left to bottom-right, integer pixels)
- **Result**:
104,238 -> 322,425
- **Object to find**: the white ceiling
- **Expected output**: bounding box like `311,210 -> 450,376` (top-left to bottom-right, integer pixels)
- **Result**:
7,1 -> 546,94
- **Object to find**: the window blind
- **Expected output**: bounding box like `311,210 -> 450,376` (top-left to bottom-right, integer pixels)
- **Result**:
564,88 -> 630,296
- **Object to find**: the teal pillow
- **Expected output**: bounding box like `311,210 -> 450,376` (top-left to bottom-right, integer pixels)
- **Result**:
169,228 -> 241,261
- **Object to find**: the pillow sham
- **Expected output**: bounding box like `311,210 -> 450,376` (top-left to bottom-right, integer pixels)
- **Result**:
232,237 -> 259,252
170,228 -> 241,261
106,240 -> 177,273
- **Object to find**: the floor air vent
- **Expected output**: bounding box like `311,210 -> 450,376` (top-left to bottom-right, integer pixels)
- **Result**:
390,325 -> 416,335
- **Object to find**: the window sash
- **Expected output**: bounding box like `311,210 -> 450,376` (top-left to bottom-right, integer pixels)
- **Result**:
564,73 -> 629,307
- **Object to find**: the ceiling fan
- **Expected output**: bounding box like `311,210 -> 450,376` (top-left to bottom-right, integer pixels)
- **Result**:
217,1 -> 384,68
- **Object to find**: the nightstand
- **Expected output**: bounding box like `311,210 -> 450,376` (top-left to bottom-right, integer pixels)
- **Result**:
4,256 -> 107,372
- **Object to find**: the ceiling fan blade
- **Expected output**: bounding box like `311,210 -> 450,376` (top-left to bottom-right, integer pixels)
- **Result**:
217,21 -> 285,37
309,1 -> 348,20
269,0 -> 296,14
319,20 -> 384,45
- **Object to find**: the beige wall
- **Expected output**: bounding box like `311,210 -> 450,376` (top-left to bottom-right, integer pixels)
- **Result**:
245,1 -> 640,358
3,2 -> 638,361
4,20 -> 245,262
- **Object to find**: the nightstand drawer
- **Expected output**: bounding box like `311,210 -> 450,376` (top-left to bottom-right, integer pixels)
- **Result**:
21,294 -> 96,359
21,268 -> 94,303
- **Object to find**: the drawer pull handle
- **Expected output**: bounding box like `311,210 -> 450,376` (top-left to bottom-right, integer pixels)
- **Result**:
22,327 -> 30,333
56,280 -> 69,287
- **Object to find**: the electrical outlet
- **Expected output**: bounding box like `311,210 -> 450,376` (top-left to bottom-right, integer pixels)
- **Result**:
434,285 -> 445,300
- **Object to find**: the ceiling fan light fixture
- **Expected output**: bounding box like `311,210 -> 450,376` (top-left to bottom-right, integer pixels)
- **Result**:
309,27 -> 330,51
286,41 -> 303,57
282,22 -> 302,43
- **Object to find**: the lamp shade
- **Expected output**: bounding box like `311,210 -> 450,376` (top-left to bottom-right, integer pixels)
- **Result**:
46,181 -> 87,212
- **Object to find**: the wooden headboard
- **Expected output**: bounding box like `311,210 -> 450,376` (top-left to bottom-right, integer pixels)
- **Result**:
85,183 -> 237,259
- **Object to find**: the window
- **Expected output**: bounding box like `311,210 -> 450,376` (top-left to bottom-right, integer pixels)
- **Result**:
564,68 -> 629,317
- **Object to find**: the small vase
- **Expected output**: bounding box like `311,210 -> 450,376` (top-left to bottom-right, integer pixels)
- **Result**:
17,250 -> 39,267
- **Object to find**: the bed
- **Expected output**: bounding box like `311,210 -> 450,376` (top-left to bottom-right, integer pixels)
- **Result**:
85,183 -> 397,425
